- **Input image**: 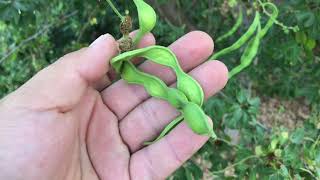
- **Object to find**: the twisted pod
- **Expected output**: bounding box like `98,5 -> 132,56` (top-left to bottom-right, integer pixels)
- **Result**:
110,0 -> 215,144
106,0 -> 280,144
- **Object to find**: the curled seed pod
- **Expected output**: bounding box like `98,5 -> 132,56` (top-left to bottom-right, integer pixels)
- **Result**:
118,36 -> 133,52
175,70 -> 204,106
229,21 -> 262,79
216,7 -> 243,43
120,15 -> 133,35
111,46 -> 204,105
111,45 -> 213,143
121,62 -> 169,100
210,12 -> 260,60
133,0 -> 157,45
182,102 -> 216,138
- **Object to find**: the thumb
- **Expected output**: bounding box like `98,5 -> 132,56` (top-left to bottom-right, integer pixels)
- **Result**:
58,34 -> 118,83
5,34 -> 118,112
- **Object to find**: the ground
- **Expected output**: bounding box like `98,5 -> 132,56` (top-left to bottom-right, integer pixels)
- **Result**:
258,97 -> 311,130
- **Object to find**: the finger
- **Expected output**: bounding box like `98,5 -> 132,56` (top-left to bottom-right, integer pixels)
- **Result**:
93,75 -> 112,91
9,34 -> 118,112
102,31 -> 214,119
108,31 -> 156,80
86,94 -> 131,180
130,117 -> 212,179
131,31 -> 156,64
120,60 -> 228,152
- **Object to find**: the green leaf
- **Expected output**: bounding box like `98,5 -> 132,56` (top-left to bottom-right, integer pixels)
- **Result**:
187,161 -> 203,179
270,139 -> 279,151
274,149 -> 282,158
295,31 -> 307,44
255,146 -> 264,156
305,38 -> 316,50
236,89 -> 248,104
296,11 -> 315,27
290,128 -> 305,144
280,165 -> 290,177
185,169 -> 193,180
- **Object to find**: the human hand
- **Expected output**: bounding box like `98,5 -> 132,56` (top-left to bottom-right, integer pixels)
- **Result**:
0,31 -> 228,180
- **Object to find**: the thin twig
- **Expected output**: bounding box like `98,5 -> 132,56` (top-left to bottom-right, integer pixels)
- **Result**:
257,0 -> 298,32
1,25 -> 51,64
0,11 -> 78,65
214,138 -> 241,149
105,0 -> 124,20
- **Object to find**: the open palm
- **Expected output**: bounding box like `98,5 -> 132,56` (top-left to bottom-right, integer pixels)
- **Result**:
0,31 -> 228,180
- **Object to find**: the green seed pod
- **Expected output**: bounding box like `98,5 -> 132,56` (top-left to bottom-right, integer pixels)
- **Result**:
240,23 -> 261,66
133,0 -> 156,34
133,0 -> 157,45
210,11 -> 260,60
175,70 -> 204,106
121,62 -> 169,100
229,21 -> 262,79
182,102 -> 216,138
167,88 -> 188,109
111,45 -> 212,143
216,7 -> 243,43
111,46 -> 204,106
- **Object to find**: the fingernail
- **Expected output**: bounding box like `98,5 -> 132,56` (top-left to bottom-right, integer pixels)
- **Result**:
89,34 -> 111,47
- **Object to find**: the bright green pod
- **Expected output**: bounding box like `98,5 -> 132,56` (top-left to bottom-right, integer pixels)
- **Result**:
133,0 -> 157,45
133,46 -> 204,105
182,102 -> 216,138
127,46 -> 204,106
175,70 -> 204,106
111,46 -> 204,106
121,62 -> 169,100
210,12 -> 260,60
111,46 -> 177,73
229,21 -> 262,79
130,46 -> 180,68
167,88 -> 188,109
240,23 -> 261,66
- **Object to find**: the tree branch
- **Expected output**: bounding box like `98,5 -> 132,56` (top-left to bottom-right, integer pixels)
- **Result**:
0,11 -> 78,65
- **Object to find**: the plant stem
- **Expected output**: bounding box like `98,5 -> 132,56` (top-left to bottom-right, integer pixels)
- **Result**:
215,138 -> 241,149
257,0 -> 298,32
228,64 -> 247,79
133,30 -> 145,48
0,11 -> 78,65
144,115 -> 184,145
211,155 -> 259,174
105,0 -> 124,21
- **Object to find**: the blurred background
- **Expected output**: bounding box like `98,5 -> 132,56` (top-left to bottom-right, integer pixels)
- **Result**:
0,0 -> 319,179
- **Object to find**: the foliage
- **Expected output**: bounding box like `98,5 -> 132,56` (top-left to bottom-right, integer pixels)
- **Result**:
1,0 -> 319,179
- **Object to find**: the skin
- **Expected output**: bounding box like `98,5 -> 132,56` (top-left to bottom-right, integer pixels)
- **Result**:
0,31 -> 228,180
